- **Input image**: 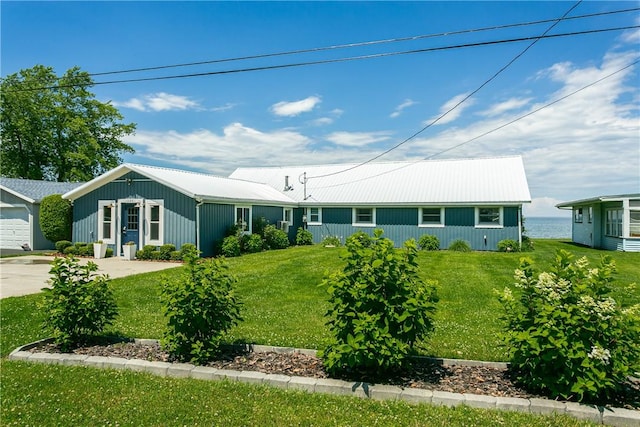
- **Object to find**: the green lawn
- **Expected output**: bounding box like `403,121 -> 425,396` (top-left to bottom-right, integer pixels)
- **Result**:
2,239 -> 637,426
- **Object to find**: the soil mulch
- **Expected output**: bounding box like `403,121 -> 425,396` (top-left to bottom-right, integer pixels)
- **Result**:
31,340 -> 639,409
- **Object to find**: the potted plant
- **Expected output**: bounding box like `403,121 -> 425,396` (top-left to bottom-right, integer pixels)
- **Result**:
93,240 -> 108,259
122,241 -> 137,260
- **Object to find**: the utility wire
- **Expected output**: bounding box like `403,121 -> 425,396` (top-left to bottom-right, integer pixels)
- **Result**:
308,0 -> 583,180
87,7 -> 639,77
7,25 -> 637,93
311,58 -> 640,190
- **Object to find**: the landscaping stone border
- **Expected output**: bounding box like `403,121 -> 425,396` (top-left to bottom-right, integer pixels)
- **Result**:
9,339 -> 639,427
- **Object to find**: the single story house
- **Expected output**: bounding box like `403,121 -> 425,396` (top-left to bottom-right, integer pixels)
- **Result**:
556,194 -> 640,252
0,178 -> 84,250
62,156 -> 531,255
62,164 -> 297,257
230,156 -> 531,250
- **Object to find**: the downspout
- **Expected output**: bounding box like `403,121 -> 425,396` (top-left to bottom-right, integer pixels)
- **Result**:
196,198 -> 204,254
518,206 -> 523,247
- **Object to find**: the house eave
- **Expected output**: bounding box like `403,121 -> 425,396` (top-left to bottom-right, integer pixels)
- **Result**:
0,185 -> 36,204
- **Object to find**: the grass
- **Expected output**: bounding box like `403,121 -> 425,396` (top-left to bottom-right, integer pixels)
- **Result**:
2,239 -> 637,425
1,361 -> 597,426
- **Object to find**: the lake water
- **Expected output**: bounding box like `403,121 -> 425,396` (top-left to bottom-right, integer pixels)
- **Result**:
524,217 -> 572,239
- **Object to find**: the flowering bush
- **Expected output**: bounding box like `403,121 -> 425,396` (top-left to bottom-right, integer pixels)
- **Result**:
497,250 -> 640,402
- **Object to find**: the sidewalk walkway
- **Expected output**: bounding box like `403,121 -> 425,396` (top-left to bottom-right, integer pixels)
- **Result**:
0,255 -> 180,299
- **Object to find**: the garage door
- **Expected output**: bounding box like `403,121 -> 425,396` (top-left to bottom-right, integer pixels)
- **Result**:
0,207 -> 30,249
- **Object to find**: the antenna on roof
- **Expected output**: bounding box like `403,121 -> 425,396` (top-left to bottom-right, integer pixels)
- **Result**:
299,172 -> 310,200
283,175 -> 294,191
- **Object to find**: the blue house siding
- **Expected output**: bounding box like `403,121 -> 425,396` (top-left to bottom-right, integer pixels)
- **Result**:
253,206 -> 284,227
304,205 -> 521,250
71,172 -> 196,252
199,203 -> 234,257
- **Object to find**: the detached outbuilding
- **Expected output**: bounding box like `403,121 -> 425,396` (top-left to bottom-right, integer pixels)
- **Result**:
556,194 -> 640,252
0,178 -> 83,250
62,164 -> 296,257
231,156 -> 531,251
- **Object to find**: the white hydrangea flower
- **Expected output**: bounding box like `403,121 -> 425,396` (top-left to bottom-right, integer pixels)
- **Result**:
588,346 -> 611,365
575,256 -> 590,270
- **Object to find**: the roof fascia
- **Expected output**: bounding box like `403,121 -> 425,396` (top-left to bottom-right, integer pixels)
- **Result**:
0,185 -> 36,204
62,165 -> 132,200
297,201 -> 529,207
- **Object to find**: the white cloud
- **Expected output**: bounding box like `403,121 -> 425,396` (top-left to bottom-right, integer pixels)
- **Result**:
407,49 -> 639,203
325,131 -> 393,147
479,97 -> 532,117
310,117 -> 334,126
270,96 -> 321,117
390,99 -> 417,118
114,92 -> 200,112
424,93 -> 475,125
212,103 -> 237,112
523,197 -> 571,218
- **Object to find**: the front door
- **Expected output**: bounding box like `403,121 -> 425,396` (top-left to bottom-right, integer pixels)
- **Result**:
121,203 -> 140,246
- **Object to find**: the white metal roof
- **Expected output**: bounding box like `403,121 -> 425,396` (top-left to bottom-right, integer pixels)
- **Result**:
63,164 -> 297,205
230,156 -> 531,206
556,193 -> 640,209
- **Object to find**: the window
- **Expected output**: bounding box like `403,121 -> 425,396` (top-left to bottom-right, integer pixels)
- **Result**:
235,206 -> 251,232
97,201 -> 116,244
353,207 -> 376,226
476,207 -> 503,227
419,207 -> 444,227
145,200 -> 164,245
283,208 -> 293,225
588,207 -> 593,223
574,208 -> 583,223
305,207 -> 321,225
630,211 -> 640,237
605,209 -> 623,237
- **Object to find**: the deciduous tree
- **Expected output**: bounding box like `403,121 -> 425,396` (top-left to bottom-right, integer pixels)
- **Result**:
0,65 -> 135,181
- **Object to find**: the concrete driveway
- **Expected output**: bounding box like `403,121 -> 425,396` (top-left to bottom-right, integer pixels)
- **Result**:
0,255 -> 181,299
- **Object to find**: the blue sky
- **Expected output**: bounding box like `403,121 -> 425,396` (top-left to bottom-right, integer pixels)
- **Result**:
2,1 -> 639,216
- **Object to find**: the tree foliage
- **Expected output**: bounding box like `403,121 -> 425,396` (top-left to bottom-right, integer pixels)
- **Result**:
0,65 -> 136,181
39,194 -> 73,243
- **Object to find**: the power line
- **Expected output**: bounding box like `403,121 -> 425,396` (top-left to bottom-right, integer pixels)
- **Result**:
7,25 -> 638,93
308,0 -> 584,180
87,7 -> 639,77
311,58 -> 640,190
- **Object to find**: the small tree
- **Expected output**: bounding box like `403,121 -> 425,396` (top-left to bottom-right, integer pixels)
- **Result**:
319,229 -> 438,376
296,227 -> 313,245
40,256 -> 118,351
497,250 -> 640,402
40,194 -> 73,243
161,254 -> 243,364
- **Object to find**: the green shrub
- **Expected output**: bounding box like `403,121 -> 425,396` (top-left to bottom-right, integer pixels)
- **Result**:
39,256 -> 118,351
136,245 -> 157,260
179,243 -> 199,260
521,235 -> 534,252
160,255 -> 243,364
319,229 -> 439,377
105,248 -> 114,258
159,244 -> 176,260
296,227 -> 313,246
263,224 -> 289,250
497,239 -> 520,252
244,234 -> 264,253
418,234 -> 440,251
321,235 -> 341,247
497,250 -> 640,402
221,235 -> 241,257
55,240 -> 73,253
170,251 -> 182,261
448,239 -> 471,252
39,194 -> 73,243
80,244 -> 94,257
63,246 -> 78,255
74,242 -> 86,249
252,216 -> 269,238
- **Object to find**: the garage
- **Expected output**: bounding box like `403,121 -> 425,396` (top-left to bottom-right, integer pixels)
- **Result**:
0,206 -> 30,249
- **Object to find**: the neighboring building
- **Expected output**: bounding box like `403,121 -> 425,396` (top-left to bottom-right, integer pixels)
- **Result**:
230,156 -> 531,251
62,164 -> 297,257
556,194 -> 640,252
0,178 -> 84,250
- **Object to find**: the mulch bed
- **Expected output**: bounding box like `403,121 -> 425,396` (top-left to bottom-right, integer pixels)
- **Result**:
30,340 -> 639,409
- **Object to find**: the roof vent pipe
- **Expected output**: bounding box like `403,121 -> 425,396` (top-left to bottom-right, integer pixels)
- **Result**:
284,175 -> 293,191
